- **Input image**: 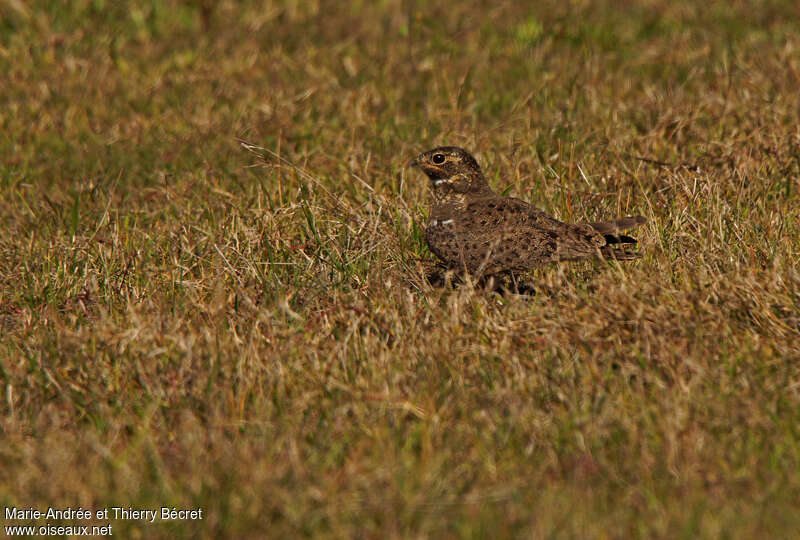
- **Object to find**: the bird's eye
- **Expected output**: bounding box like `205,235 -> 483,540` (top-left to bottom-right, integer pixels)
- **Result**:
432,154 -> 446,164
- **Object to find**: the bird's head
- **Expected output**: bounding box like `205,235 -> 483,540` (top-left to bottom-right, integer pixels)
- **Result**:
409,146 -> 491,197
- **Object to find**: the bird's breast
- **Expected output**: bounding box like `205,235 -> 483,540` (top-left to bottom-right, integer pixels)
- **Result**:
424,217 -> 460,266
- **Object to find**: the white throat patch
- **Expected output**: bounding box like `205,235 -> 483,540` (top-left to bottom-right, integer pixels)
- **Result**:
428,219 -> 454,227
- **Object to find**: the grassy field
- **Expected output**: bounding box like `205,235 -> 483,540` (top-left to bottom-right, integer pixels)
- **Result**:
2,0 -> 800,537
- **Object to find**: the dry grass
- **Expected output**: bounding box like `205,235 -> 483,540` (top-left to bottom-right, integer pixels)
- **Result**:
1,0 -> 800,537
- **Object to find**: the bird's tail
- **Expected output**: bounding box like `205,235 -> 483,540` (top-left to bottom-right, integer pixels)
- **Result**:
587,215 -> 647,245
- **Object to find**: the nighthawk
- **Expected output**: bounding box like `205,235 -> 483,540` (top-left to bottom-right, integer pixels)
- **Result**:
409,146 -> 646,278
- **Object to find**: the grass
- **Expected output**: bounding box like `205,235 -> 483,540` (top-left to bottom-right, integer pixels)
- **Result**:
1,0 -> 800,537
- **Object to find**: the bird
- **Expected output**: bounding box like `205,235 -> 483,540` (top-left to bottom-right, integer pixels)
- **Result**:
409,146 -> 646,278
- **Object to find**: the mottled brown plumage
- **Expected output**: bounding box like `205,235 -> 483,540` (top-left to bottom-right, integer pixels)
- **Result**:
410,146 -> 646,277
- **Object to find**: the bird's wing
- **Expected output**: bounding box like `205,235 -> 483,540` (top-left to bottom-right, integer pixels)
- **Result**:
457,197 -> 605,273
